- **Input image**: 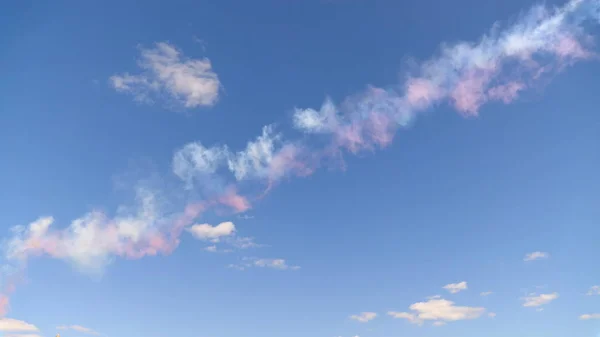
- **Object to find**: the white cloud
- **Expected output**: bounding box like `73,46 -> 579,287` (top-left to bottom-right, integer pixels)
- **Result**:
524,251 -> 549,261
57,325 -> 100,335
443,281 -> 468,294
388,297 -> 485,326
586,285 -> 600,296
110,42 -> 220,109
172,142 -> 227,189
349,312 -> 377,323
522,293 -> 559,307
0,318 -> 38,332
580,314 -> 600,320
229,257 -> 300,271
204,245 -> 218,252
187,222 -> 236,241
480,291 -> 493,296
488,312 -> 497,318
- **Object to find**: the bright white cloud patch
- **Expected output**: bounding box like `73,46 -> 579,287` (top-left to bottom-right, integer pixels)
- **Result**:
388,297 -> 485,326
57,325 -> 100,335
443,281 -> 468,294
580,314 -> 600,320
522,293 -> 559,307
350,312 -> 377,323
586,285 -> 600,296
110,42 -> 220,109
0,318 -> 38,332
524,251 -> 549,261
187,222 -> 236,241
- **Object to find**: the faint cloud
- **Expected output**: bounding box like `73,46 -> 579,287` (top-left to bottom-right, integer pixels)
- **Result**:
524,251 -> 549,262
388,297 -> 485,326
580,313 -> 600,320
480,291 -> 493,296
110,42 -> 220,109
488,312 -> 497,318
522,293 -> 559,307
237,214 -> 254,220
443,281 -> 468,294
57,325 -> 100,335
586,285 -> 600,296
0,318 -> 38,332
350,312 -> 377,323
228,257 -> 300,271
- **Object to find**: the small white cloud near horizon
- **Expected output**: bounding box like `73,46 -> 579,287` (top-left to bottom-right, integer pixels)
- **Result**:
480,291 -> 493,296
57,325 -> 100,336
586,286 -> 600,296
524,251 -> 549,262
0,318 -> 39,332
443,281 -> 468,294
580,314 -> 600,320
522,293 -> 559,307
350,312 -> 377,323
388,297 -> 485,326
110,42 -> 220,109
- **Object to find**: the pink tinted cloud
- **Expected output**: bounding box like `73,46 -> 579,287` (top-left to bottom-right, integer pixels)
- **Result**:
216,187 -> 251,213
487,81 -> 525,103
450,68 -> 496,116
405,78 -> 443,109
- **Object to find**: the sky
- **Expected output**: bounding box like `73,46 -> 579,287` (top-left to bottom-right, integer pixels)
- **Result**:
1,0 -> 599,336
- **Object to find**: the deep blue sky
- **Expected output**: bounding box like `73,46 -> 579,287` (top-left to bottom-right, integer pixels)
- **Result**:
1,1 -> 599,337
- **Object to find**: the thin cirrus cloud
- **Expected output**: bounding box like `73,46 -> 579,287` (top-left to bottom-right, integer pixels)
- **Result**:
524,251 -> 550,261
228,257 -> 300,271
349,312 -> 377,323
388,297 -> 486,326
522,292 -> 559,307
480,291 -> 493,296
0,318 -> 38,332
110,42 -> 221,109
580,313 -> 600,320
2,0 -> 600,318
586,285 -> 600,295
57,325 -> 100,336
443,281 -> 468,294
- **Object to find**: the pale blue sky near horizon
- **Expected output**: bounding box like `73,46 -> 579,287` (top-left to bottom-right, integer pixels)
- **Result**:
1,0 -> 599,337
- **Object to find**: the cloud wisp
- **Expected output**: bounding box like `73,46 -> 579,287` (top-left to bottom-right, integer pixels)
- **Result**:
524,251 -> 550,261
2,0 -> 600,318
443,281 -> 468,294
57,325 -> 100,336
349,312 -> 377,323
110,42 -> 221,109
522,292 -> 559,307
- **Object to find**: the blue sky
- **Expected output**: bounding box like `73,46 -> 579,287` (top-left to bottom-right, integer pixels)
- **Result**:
1,0 -> 600,337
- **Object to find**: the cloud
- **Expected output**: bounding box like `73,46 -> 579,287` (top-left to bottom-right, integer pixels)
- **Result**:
388,297 -> 486,326
228,257 -> 300,271
443,281 -> 468,294
522,292 -> 559,307
349,312 -> 377,323
110,42 -> 220,109
186,222 -> 236,241
0,318 -> 38,332
480,291 -> 493,296
57,325 -> 100,335
580,313 -> 600,320
524,251 -> 549,261
488,312 -> 497,318
586,285 -> 600,295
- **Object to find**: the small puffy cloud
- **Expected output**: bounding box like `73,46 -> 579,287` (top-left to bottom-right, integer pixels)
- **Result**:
580,314 -> 600,320
349,312 -> 377,323
57,325 -> 100,335
586,286 -> 600,296
522,293 -> 559,307
443,281 -> 468,294
110,42 -> 220,109
229,257 -> 300,271
388,297 -> 485,326
187,222 -> 236,241
524,251 -> 549,262
0,318 -> 39,332
480,291 -> 493,296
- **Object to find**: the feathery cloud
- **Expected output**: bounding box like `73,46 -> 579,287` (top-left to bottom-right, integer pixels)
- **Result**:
0,318 -> 38,332
57,325 -> 100,335
586,285 -> 600,295
443,281 -> 468,294
110,42 -> 220,109
480,291 -> 493,296
522,292 -> 559,307
349,312 -> 377,323
524,251 -> 549,261
228,257 -> 300,271
388,297 -> 485,326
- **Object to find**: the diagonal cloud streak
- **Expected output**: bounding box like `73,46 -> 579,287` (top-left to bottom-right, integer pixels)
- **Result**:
2,0 -> 599,317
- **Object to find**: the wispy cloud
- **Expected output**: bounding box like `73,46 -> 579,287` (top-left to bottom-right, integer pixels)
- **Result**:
349,312 -> 377,323
228,257 -> 300,271
110,42 -> 220,109
480,291 -> 493,296
524,251 -> 550,261
443,281 -> 468,294
388,297 -> 486,326
0,318 -> 38,332
586,285 -> 600,295
57,325 -> 100,335
522,292 -> 559,307
580,313 -> 600,320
